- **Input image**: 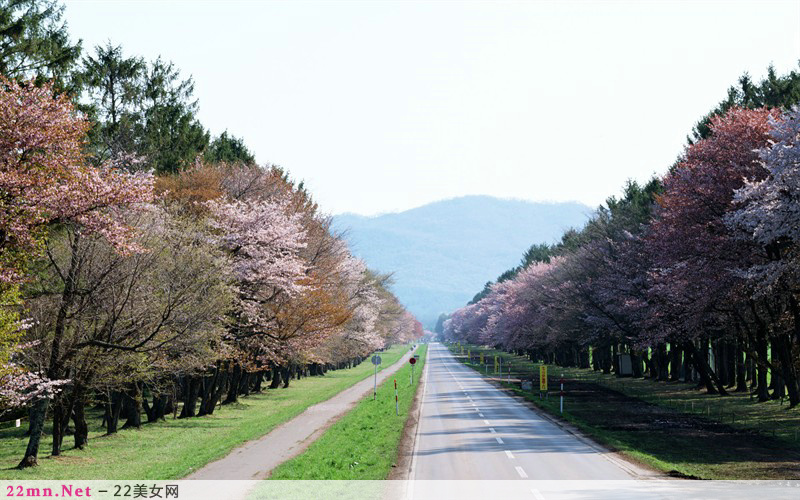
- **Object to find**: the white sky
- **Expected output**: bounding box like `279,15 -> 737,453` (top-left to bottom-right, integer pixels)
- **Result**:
63,0 -> 800,216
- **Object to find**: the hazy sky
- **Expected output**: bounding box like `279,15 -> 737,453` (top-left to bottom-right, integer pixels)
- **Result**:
63,1 -> 800,216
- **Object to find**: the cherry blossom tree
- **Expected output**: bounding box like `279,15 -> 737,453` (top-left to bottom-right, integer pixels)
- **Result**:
0,76 -> 155,468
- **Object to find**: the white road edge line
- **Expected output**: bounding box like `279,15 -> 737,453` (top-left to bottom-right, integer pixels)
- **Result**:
408,344 -> 431,482
516,466 -> 528,478
505,450 -> 515,459
531,488 -> 546,499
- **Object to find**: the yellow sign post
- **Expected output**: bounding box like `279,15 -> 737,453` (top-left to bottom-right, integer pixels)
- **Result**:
494,356 -> 498,374
460,345 -> 464,355
467,349 -> 471,362
539,365 -> 548,392
480,353 -> 484,364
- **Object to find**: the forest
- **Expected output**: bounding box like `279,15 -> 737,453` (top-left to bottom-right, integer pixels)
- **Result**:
444,65 -> 800,410
0,0 -> 422,470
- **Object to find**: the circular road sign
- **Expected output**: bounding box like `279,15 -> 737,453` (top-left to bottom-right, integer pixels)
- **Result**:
409,357 -> 417,365
371,355 -> 382,365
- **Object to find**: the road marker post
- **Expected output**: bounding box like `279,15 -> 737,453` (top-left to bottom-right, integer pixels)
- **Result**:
560,374 -> 565,414
539,365 -> 548,399
395,379 -> 399,415
494,356 -> 498,374
508,362 -> 512,384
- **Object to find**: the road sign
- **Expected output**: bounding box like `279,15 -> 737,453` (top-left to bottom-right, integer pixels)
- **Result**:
372,355 -> 382,400
409,357 -> 416,365
539,365 -> 548,391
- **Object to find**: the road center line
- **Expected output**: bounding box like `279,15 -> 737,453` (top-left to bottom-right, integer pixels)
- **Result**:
483,419 -> 490,425
495,436 -> 504,444
505,450 -> 515,459
515,466 -> 528,478
489,427 -> 496,433
478,413 -> 484,417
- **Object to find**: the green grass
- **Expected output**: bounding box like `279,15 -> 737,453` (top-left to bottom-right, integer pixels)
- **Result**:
0,345 -> 409,480
449,343 -> 800,480
270,344 -> 428,479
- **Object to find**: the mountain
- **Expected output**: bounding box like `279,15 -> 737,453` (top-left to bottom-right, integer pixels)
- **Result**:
332,195 -> 592,328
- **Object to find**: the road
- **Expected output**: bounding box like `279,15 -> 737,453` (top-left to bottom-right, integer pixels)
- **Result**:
410,343 -> 646,480
186,346 -> 417,479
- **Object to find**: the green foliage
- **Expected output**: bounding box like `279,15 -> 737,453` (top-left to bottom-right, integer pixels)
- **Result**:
75,43 -> 144,163
137,58 -> 209,173
690,63 -> 800,142
0,0 -> 81,87
0,284 -> 22,377
206,131 -> 256,165
76,44 -> 209,173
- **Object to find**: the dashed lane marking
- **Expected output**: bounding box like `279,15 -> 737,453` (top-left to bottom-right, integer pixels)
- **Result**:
516,466 -> 528,479
505,450 -> 515,459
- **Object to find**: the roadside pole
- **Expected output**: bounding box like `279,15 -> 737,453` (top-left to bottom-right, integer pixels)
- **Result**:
508,362 -> 511,384
371,355 -> 382,401
560,374 -> 565,414
395,379 -> 399,416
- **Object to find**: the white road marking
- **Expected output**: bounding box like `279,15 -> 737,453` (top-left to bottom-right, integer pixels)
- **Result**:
505,450 -> 515,459
495,437 -> 504,444
516,466 -> 528,478
483,419 -> 490,425
478,413 -> 484,417
530,488 -> 546,500
489,427 -> 496,433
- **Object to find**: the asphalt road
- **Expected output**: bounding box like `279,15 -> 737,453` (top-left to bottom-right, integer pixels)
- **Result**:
410,343 -> 647,480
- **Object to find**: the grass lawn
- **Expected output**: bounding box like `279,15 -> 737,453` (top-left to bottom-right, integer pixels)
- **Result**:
0,344 -> 409,480
270,344 -> 428,479
449,343 -> 800,480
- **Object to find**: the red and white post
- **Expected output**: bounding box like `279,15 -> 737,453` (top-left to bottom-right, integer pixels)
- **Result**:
394,379 -> 399,416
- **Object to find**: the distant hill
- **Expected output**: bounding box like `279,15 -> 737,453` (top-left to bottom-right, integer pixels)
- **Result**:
332,196 -> 591,328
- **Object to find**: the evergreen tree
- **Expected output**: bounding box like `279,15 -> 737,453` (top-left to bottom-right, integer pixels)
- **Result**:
0,0 -> 81,86
206,131 -> 256,165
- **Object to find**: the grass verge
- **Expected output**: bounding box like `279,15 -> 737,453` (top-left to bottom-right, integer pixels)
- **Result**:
269,344 -> 428,479
0,345 -> 409,480
449,343 -> 800,480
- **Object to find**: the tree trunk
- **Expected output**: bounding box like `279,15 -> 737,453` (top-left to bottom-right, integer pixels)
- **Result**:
72,386 -> 88,449
224,364 -> 241,404
669,344 -> 682,381
122,383 -> 142,429
17,398 -> 48,468
754,336 -> 770,402
269,366 -> 282,389
179,376 -> 201,418
282,365 -> 291,388
735,339 -> 748,392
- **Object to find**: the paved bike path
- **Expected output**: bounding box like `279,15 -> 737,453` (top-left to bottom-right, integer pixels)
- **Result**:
186,346 -> 416,479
